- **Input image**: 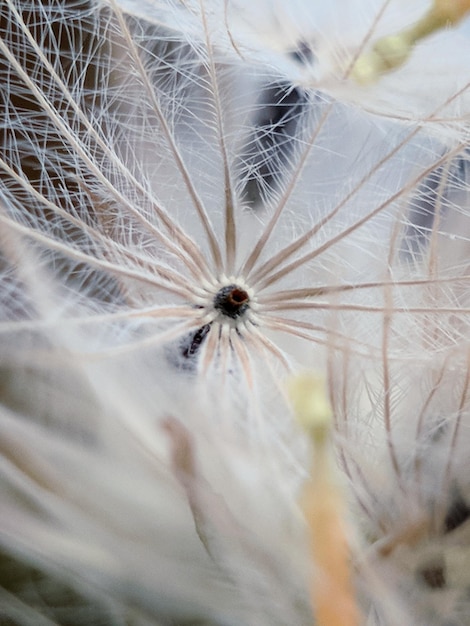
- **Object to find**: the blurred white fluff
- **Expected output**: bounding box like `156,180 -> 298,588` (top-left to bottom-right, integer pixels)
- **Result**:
2,1 -> 470,625
0,273 -> 310,625
125,0 -> 470,139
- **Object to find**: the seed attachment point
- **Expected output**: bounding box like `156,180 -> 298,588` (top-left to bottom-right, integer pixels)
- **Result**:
213,284 -> 250,319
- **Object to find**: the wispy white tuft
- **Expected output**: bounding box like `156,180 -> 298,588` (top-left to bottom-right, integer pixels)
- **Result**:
126,0 -> 470,139
1,1 -> 470,625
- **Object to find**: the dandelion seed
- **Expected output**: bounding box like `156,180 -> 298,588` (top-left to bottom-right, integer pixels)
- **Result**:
2,1 -> 470,625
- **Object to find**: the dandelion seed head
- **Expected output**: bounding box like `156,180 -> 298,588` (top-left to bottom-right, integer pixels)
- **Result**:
2,0 -> 470,624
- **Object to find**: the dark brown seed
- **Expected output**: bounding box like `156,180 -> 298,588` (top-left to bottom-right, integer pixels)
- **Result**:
444,492 -> 470,533
418,560 -> 446,590
213,285 -> 250,319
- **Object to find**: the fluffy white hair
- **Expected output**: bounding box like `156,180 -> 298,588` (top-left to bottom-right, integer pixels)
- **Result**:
1,1 -> 470,625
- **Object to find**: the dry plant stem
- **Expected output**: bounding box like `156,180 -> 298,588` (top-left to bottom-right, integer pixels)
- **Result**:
289,375 -> 360,626
353,0 -> 470,82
